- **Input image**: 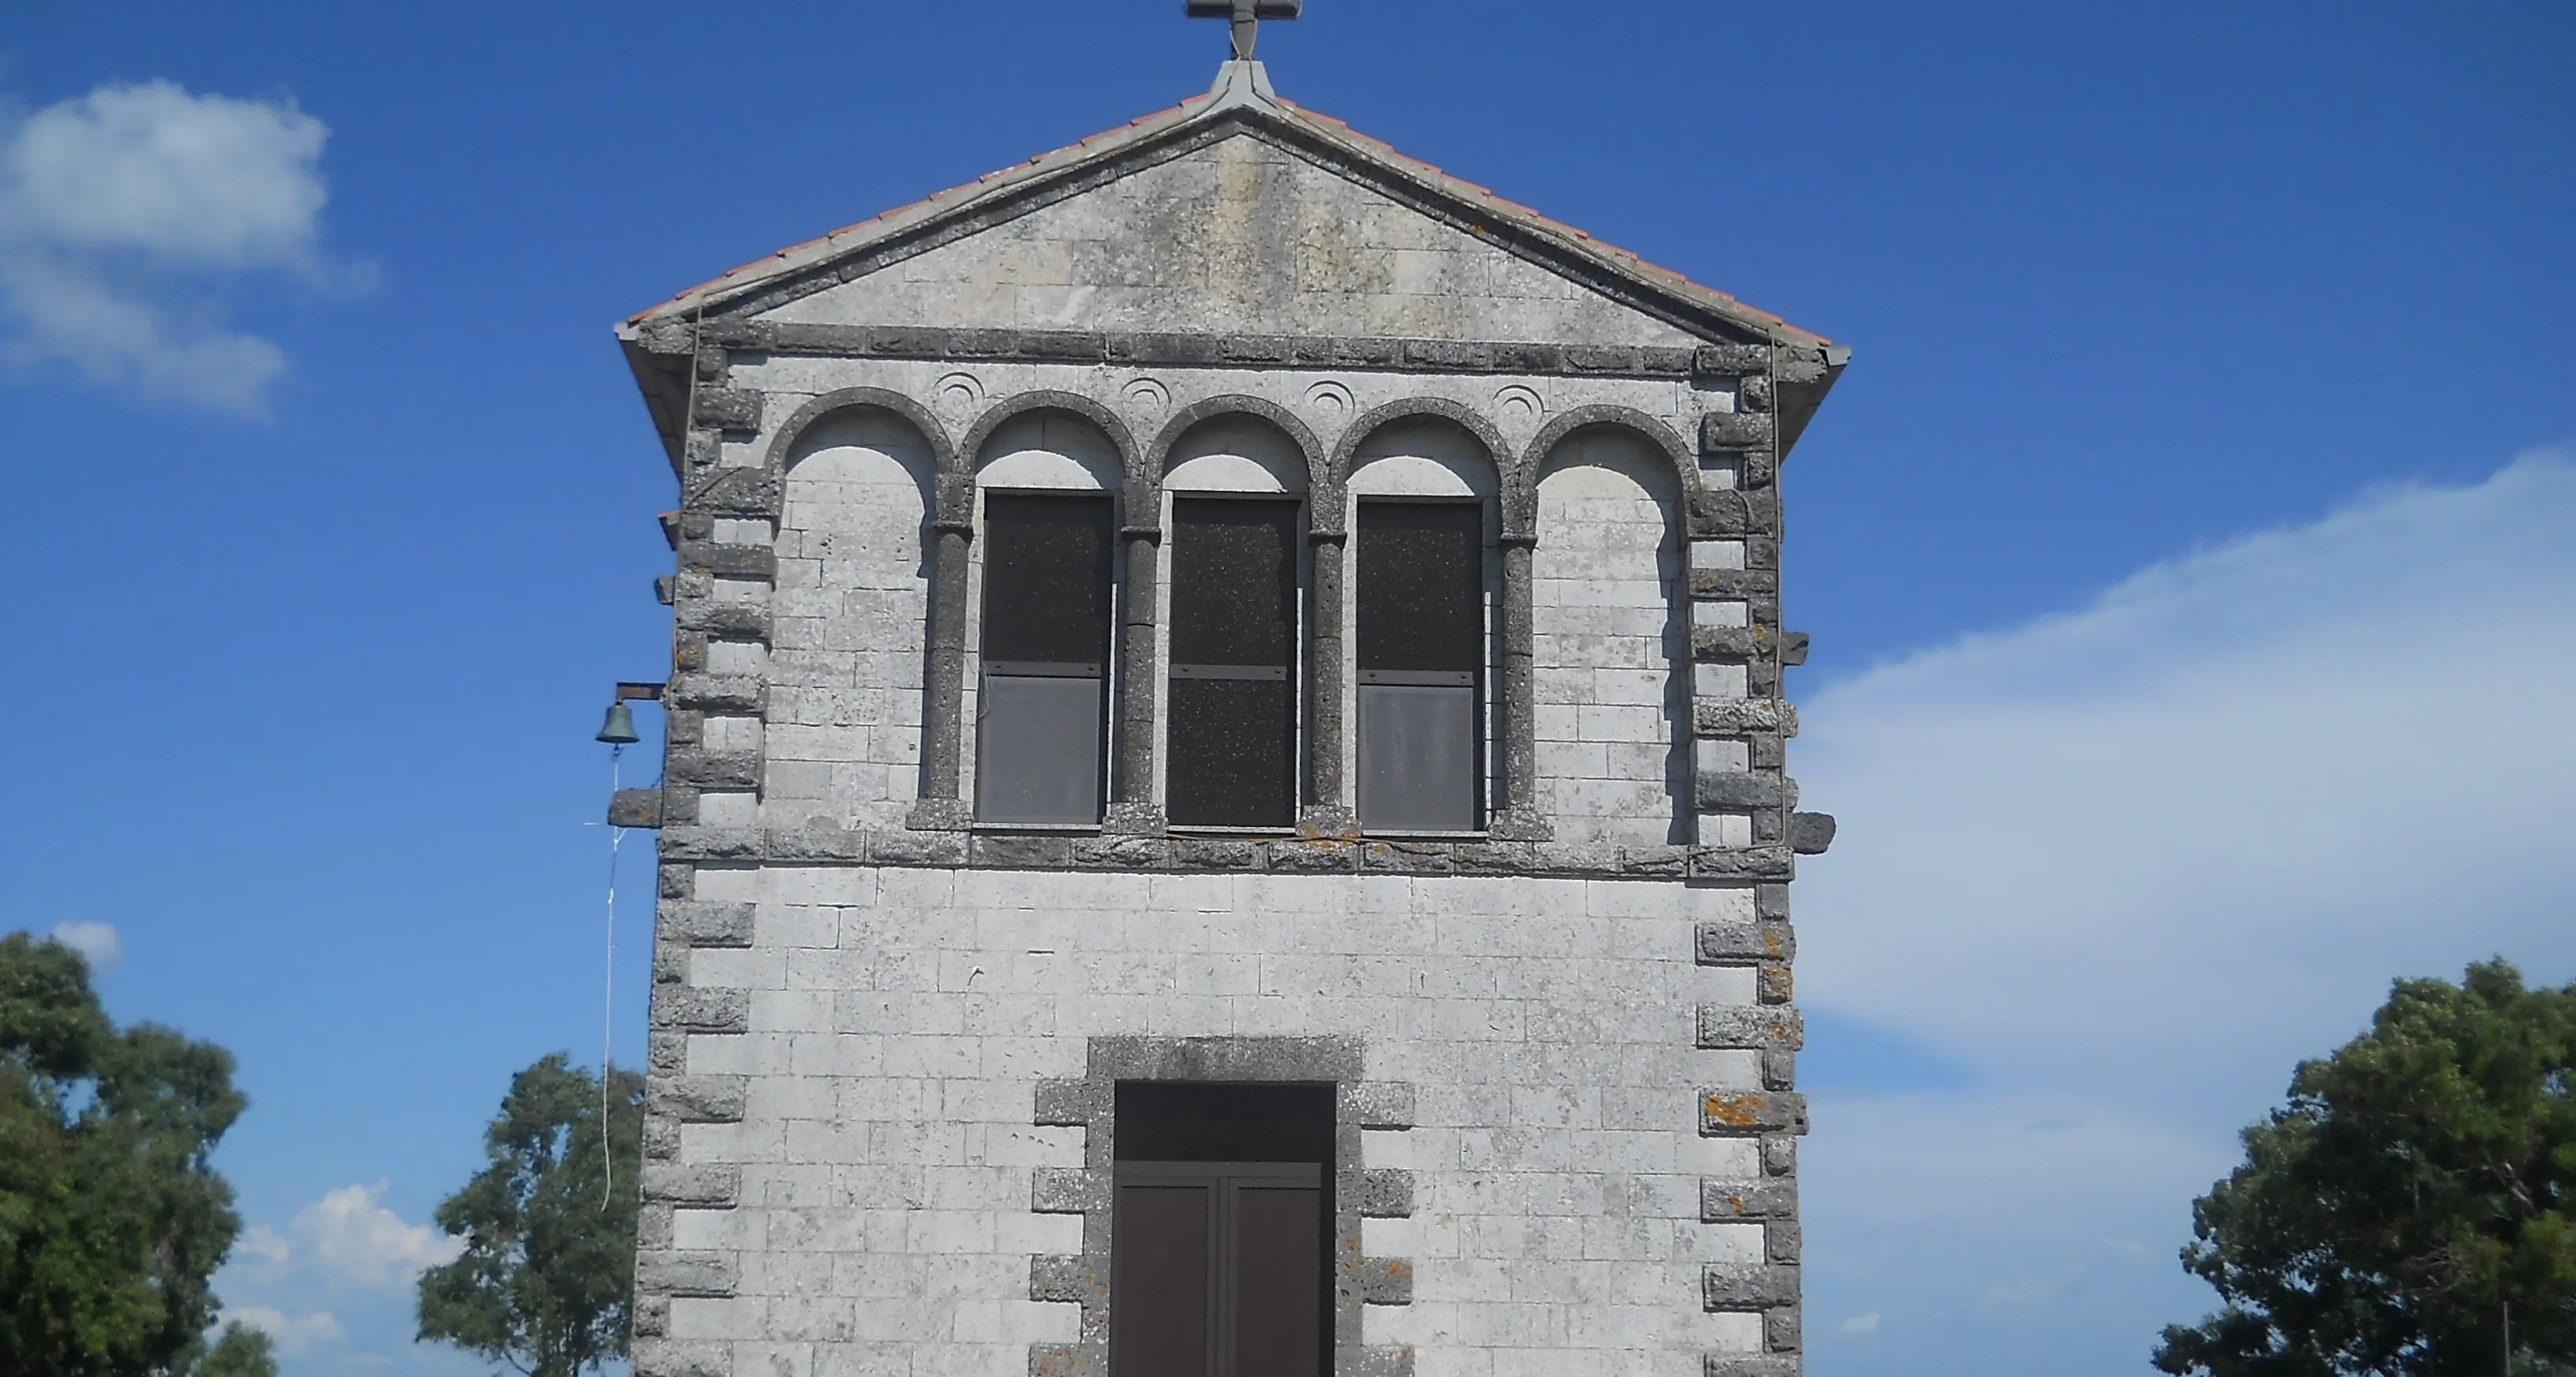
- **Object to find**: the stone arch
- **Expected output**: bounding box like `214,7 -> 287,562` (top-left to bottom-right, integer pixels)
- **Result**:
1147,396 -> 1326,499
1528,425 -> 1692,847
763,387 -> 955,475
773,406 -> 945,833
1331,400 -> 1540,836
960,390 -> 1143,500
1515,405 -> 1694,540
1327,398 -> 1513,535
957,392 -> 1140,825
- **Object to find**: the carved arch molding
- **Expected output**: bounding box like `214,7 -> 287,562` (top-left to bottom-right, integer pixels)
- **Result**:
728,391 -> 1700,833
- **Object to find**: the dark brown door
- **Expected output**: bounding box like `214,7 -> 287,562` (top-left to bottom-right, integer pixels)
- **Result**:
1110,1162 -> 1324,1377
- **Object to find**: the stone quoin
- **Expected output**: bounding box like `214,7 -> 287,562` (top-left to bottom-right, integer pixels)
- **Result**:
612,30 -> 1846,1377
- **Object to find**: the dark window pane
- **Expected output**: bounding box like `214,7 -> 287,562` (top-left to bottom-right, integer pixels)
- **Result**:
1229,1182 -> 1324,1377
1167,678 -> 1295,828
1355,502 -> 1480,673
1171,500 -> 1297,668
984,493 -> 1114,666
1169,499 -> 1300,828
979,493 -> 1113,824
1116,1083 -> 1335,1164
1356,502 -> 1482,829
1111,1181 -> 1214,1377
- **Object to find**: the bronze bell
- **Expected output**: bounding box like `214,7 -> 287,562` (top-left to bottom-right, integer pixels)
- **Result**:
595,702 -> 640,746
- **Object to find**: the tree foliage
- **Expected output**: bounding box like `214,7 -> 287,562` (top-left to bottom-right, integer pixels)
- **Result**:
2155,960 -> 2576,1376
182,1321 -> 276,1377
0,931 -> 248,1377
416,1053 -> 643,1377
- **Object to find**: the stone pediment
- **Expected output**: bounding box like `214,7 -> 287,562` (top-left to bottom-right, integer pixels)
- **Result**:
622,63 -> 1834,355
762,129 -> 1700,347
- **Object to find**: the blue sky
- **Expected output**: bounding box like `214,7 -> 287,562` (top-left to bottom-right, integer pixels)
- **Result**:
0,3 -> 2569,1374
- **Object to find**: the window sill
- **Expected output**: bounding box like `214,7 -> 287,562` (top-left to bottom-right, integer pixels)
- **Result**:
1353,829 -> 1491,843
971,821 -> 1104,836
1166,824 -> 1300,840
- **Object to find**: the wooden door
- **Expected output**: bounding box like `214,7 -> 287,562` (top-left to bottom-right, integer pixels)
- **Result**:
1110,1162 -> 1324,1377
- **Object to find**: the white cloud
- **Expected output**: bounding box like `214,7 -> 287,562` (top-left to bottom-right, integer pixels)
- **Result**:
293,1182 -> 462,1286
48,920 -> 121,966
227,1306 -> 343,1357
0,80 -> 363,413
1841,1312 -> 1883,1334
1801,448 -> 2576,1106
1792,450 -> 2576,1374
233,1224 -> 291,1267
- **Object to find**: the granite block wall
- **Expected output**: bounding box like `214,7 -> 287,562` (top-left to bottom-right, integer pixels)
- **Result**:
632,866 -> 1801,1377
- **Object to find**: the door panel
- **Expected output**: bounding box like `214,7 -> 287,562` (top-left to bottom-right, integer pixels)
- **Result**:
1113,1163 -> 1324,1377
1110,1180 -> 1215,1377
1228,1182 -> 1324,1377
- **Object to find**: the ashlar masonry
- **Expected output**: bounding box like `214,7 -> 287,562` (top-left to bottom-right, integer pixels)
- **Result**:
612,55 -> 1848,1377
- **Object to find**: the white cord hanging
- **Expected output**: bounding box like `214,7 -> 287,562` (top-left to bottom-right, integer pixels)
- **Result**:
604,743 -> 624,1208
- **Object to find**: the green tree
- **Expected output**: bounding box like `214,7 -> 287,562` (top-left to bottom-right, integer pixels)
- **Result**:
2155,960 -> 2576,1376
417,1053 -> 643,1377
180,1321 -> 276,1377
0,931 -> 248,1376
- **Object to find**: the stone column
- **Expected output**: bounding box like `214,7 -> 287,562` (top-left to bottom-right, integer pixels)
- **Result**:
907,507 -> 975,832
1300,530 -> 1352,833
1106,526 -> 1165,834
1490,534 -> 1548,840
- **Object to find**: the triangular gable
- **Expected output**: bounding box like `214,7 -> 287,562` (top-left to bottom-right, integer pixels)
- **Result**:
623,63 -> 1833,353
760,129 -> 1702,347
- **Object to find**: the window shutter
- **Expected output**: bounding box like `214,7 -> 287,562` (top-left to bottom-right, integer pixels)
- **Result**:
1355,501 -> 1483,831
1167,499 -> 1300,826
976,493 -> 1114,824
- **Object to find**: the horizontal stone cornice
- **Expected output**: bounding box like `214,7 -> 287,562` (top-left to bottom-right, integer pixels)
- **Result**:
668,320 -> 1804,383
646,823 -> 1792,881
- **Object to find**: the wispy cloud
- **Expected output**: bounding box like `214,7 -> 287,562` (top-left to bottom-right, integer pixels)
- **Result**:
48,920 -> 121,966
233,1224 -> 291,1267
1841,1312 -> 1883,1334
226,1306 -> 343,1358
1792,451 -> 2576,1373
0,80 -> 367,413
290,1182 -> 462,1286
213,1182 -> 461,1371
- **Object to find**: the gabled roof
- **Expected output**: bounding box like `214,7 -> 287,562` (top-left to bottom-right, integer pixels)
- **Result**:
620,62 -> 1837,354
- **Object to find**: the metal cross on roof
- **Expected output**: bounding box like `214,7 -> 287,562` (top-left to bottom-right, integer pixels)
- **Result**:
1186,0 -> 1303,62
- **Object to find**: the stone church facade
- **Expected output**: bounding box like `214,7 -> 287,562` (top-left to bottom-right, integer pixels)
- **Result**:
614,56 -> 1845,1377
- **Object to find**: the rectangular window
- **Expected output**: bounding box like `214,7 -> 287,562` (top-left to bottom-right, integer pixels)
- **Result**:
1167,499 -> 1300,828
1110,1083 -> 1331,1377
976,492 -> 1114,825
1354,501 -> 1483,831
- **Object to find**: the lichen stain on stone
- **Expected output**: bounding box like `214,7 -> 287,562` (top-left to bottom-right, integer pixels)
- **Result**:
1705,1093 -> 1762,1128
1204,141 -> 1297,320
